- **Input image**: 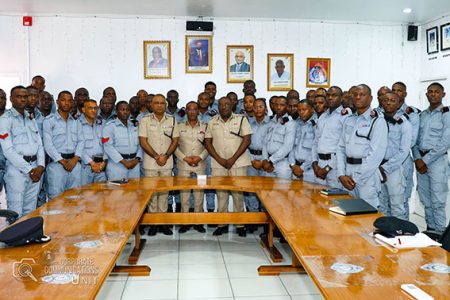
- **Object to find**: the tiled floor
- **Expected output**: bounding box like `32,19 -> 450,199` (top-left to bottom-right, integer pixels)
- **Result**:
96,213 -> 426,300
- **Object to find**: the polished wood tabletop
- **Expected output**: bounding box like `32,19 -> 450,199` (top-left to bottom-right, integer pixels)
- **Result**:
0,176 -> 448,300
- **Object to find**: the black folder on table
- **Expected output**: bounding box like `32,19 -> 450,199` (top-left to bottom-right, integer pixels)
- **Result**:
320,188 -> 349,196
329,198 -> 378,216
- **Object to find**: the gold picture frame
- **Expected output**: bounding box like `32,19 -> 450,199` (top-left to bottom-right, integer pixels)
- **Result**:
226,45 -> 254,83
306,57 -> 331,88
143,40 -> 171,79
185,35 -> 213,73
267,53 -> 294,91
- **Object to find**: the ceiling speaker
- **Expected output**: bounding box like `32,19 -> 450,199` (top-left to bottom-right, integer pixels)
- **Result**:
407,25 -> 418,41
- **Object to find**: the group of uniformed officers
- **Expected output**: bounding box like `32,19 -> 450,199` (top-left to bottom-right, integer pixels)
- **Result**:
0,75 -> 449,237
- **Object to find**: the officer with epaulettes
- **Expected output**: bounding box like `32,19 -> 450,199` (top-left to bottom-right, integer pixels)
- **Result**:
197,91 -> 218,216
262,96 -> 296,179
312,86 -> 352,187
0,86 -> 45,217
103,101 -> 142,180
378,92 -> 412,219
289,99 -> 317,182
337,84 -> 388,208
412,82 -> 450,233
392,82 -> 420,220
43,91 -> 84,200
79,99 -> 107,185
174,101 -> 208,234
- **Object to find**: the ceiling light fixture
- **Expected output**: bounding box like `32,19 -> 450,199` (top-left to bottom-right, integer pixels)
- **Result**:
403,8 -> 413,14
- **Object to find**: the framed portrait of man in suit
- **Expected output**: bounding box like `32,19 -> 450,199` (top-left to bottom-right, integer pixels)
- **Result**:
186,35 -> 212,73
306,57 -> 331,88
267,53 -> 294,91
227,45 -> 254,83
143,40 -> 171,79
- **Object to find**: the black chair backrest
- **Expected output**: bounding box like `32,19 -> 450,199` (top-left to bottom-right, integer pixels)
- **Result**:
439,222 -> 450,252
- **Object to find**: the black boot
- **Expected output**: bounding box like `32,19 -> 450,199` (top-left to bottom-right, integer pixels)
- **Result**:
175,203 -> 181,212
148,226 -> 158,236
207,208 -> 217,228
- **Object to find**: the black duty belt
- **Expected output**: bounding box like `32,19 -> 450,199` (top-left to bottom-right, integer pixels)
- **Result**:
346,157 -> 363,165
121,153 -> 137,159
23,155 -> 37,163
419,150 -> 430,157
249,148 -> 262,155
61,153 -> 75,159
295,160 -> 304,166
92,156 -> 104,163
318,153 -> 333,160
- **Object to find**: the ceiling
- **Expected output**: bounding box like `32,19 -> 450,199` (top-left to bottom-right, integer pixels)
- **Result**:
0,0 -> 449,24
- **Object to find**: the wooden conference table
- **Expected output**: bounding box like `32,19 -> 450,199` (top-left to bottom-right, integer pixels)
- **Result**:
0,176 -> 448,300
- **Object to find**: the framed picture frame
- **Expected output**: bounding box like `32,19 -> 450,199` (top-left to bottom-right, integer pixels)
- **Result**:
426,26 -> 439,54
306,57 -> 331,88
226,45 -> 254,83
440,23 -> 450,51
185,35 -> 212,73
143,40 -> 171,79
267,53 -> 294,91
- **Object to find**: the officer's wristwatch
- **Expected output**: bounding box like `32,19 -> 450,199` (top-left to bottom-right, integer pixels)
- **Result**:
324,165 -> 332,172
289,163 -> 295,168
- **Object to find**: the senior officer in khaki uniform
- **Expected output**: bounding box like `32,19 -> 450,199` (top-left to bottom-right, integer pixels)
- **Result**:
175,101 -> 208,234
205,96 -> 252,237
139,94 -> 179,236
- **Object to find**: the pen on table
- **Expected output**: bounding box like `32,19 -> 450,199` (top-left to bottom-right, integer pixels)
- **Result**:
398,238 -> 402,245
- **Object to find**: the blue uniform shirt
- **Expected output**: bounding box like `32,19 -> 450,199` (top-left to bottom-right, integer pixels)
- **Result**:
198,108 -> 218,124
412,105 -> 450,165
398,103 -> 420,147
248,115 -> 270,160
166,107 -> 186,123
102,118 -> 143,164
79,114 -> 106,165
382,114 -> 413,174
289,116 -> 317,169
43,111 -> 84,162
337,109 -> 388,185
263,113 -> 296,163
0,108 -> 45,174
312,106 -> 352,162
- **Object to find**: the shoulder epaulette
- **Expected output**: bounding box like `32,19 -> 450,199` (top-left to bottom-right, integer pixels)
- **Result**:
310,119 -> 316,126
405,106 -> 420,114
395,116 -> 403,124
131,119 -> 139,127
370,110 -> 379,118
341,109 -> 349,115
207,109 -> 218,117
441,106 -> 449,113
281,116 -> 290,125
402,113 -> 410,120
269,115 -> 275,120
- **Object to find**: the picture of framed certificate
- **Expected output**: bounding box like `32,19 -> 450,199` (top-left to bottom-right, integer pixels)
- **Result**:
186,35 -> 212,73
227,45 -> 254,83
143,40 -> 171,79
267,53 -> 294,91
306,57 -> 331,88
426,26 -> 439,54
440,23 -> 450,51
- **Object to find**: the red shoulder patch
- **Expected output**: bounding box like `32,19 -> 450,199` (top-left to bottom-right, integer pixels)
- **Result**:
101,137 -> 109,144
0,133 -> 9,139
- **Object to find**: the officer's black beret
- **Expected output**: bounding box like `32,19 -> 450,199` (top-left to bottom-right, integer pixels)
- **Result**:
373,216 -> 419,237
0,217 -> 51,247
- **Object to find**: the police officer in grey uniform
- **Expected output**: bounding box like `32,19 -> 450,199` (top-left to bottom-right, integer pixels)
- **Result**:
80,99 -> 107,185
262,96 -> 296,179
378,92 -> 412,219
412,82 -> 450,233
312,86 -> 351,187
43,91 -> 84,200
337,84 -> 388,208
0,86 -> 45,217
103,101 -> 142,180
289,99 -> 317,182
392,82 -> 420,220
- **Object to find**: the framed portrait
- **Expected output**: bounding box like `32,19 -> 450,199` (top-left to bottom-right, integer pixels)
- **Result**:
267,53 -> 294,91
226,45 -> 254,83
306,57 -> 331,88
440,23 -> 450,51
185,35 -> 212,73
426,26 -> 439,54
143,40 -> 171,79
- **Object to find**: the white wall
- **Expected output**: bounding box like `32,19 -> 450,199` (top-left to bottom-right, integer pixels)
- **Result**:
0,15 -> 420,106
419,14 -> 450,109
